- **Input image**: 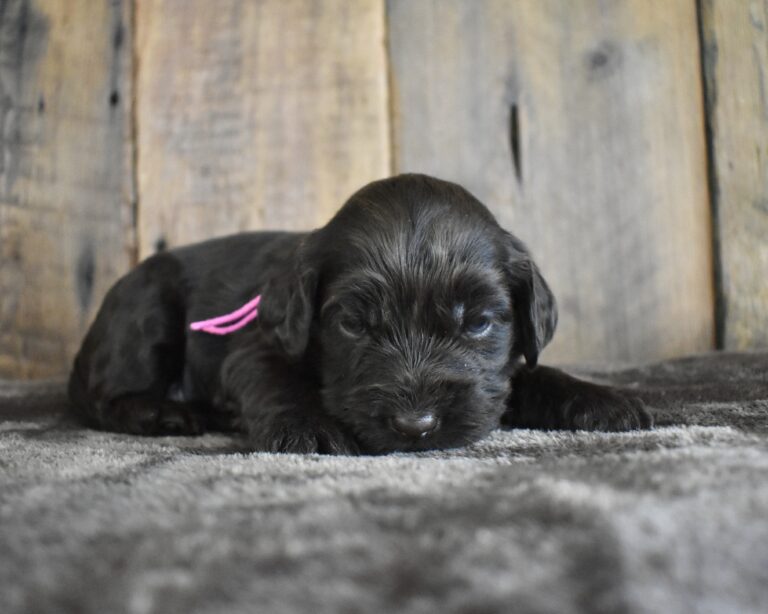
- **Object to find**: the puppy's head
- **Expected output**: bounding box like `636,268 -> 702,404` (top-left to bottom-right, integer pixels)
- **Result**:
263,174 -> 557,453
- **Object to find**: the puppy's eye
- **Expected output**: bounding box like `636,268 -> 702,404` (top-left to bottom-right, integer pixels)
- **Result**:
464,314 -> 493,337
339,316 -> 366,339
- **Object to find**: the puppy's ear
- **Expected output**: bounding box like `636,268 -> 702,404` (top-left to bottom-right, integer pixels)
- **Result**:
504,233 -> 558,367
258,240 -> 320,359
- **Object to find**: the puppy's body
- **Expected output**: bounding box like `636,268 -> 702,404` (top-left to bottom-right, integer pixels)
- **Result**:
69,175 -> 651,454
69,232 -> 301,432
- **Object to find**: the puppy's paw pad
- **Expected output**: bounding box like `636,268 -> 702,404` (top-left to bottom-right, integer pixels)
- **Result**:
155,403 -> 206,436
316,427 -> 361,455
564,391 -> 653,432
251,417 -> 359,455
268,430 -> 322,454
110,400 -> 205,436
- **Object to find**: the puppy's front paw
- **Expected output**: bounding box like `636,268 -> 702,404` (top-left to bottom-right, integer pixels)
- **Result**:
249,414 -> 360,455
562,388 -> 653,432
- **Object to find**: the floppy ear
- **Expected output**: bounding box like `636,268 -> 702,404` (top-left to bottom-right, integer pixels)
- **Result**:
504,234 -> 558,367
258,241 -> 320,360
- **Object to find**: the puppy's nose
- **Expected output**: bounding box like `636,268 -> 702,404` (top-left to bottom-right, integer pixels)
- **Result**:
391,413 -> 438,438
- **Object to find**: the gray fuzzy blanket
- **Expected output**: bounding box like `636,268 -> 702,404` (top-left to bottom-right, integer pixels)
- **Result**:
2,352 -> 767,614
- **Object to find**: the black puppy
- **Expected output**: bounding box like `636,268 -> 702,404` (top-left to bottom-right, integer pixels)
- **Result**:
68,174 -> 651,454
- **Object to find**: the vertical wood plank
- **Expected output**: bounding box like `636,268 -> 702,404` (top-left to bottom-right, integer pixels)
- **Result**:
0,0 -> 134,378
388,0 -> 714,364
136,0 -> 390,257
700,0 -> 768,349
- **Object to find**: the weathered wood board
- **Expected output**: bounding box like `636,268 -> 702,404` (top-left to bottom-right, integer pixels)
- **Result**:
135,0 -> 390,257
0,0 -> 134,378
700,0 -> 768,350
387,0 -> 715,364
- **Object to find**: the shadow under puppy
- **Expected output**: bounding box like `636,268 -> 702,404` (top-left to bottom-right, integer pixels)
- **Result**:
69,174 -> 652,454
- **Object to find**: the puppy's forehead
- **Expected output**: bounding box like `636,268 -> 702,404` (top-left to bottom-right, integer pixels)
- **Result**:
340,190 -> 500,265
324,214 -> 507,311
317,174 -> 511,310
337,192 -> 496,271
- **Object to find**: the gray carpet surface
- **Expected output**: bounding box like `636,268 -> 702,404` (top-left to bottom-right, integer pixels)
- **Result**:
1,351 -> 767,614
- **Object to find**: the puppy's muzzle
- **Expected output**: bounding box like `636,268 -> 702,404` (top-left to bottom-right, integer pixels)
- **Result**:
390,413 -> 438,438
367,372 -> 471,439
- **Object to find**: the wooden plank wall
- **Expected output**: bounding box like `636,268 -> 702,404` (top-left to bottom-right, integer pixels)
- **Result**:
0,0 -> 134,378
0,0 -> 766,377
135,0 -> 389,256
387,0 -> 714,365
699,0 -> 768,350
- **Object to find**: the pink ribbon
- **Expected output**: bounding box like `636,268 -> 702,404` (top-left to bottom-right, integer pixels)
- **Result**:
189,295 -> 261,336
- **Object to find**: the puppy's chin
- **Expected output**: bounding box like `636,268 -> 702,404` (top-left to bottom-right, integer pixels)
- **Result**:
355,422 -> 497,455
323,395 -> 505,455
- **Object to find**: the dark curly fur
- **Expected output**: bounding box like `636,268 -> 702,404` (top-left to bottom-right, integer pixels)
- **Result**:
68,174 -> 652,454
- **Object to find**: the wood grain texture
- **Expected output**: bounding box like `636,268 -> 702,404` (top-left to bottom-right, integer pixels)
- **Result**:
700,0 -> 768,350
135,0 -> 390,257
0,0 -> 134,378
388,0 -> 714,364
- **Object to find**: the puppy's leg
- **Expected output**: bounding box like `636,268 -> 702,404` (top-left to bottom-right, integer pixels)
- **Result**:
503,365 -> 653,431
218,346 -> 359,454
68,254 -> 208,436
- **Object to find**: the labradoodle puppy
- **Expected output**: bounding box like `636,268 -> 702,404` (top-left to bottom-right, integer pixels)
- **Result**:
68,174 -> 651,454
